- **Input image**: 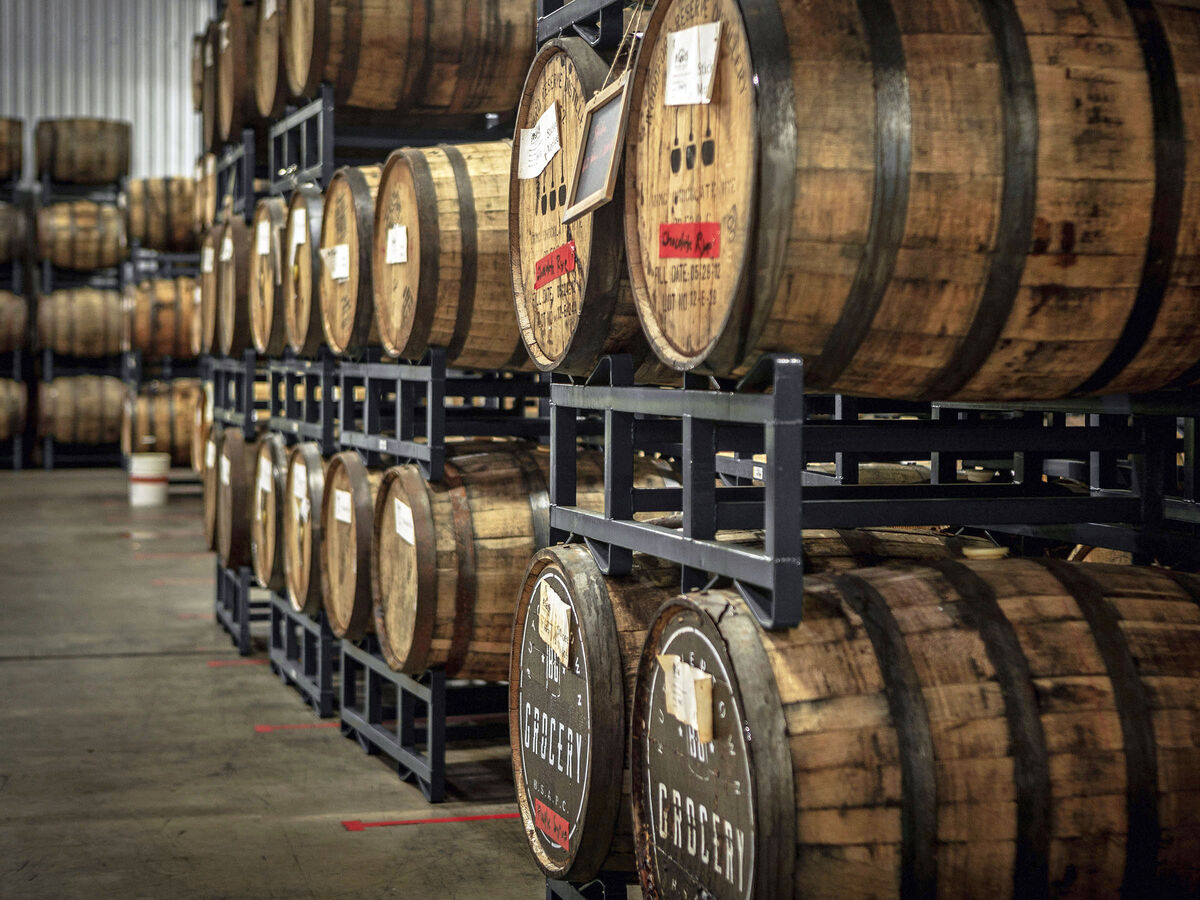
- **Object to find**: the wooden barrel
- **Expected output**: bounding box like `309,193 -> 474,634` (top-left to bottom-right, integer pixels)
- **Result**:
216,426 -> 260,568
202,21 -> 220,151
283,184 -> 325,355
251,432 -> 288,591
217,218 -> 252,356
121,379 -> 202,466
191,33 -> 206,112
0,379 -> 26,442
320,450 -> 382,639
192,381 -> 214,474
0,118 -> 23,182
124,178 -> 196,253
253,0 -> 288,120
199,228 -> 219,353
373,447 -> 676,679
630,560 -> 1200,899
216,0 -> 257,144
374,141 -> 527,369
34,118 -> 131,184
625,0 -> 1200,400
318,164 -> 381,355
283,0 -> 534,114
250,197 -> 288,355
510,40 -> 665,381
202,424 -> 224,551
37,376 -> 124,444
38,289 -> 123,358
0,291 -> 27,354
36,202 -> 126,270
0,201 -> 24,264
194,154 -> 218,232
283,442 -> 328,615
124,278 -> 198,360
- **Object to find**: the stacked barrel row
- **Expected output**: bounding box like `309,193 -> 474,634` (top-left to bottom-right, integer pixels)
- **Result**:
0,118 -> 27,451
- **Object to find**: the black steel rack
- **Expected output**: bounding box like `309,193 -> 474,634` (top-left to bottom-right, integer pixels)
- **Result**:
536,0 -> 628,48
545,876 -> 630,900
209,349 -> 267,440
268,594 -> 339,718
214,561 -> 270,657
1,181 -> 30,469
266,353 -> 338,452
213,128 -> 259,221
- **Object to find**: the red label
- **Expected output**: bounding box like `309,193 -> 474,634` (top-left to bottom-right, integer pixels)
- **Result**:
534,241 -> 577,289
658,222 -> 720,259
534,799 -> 571,850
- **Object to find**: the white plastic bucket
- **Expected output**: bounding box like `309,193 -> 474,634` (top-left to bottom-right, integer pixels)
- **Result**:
129,452 -> 171,507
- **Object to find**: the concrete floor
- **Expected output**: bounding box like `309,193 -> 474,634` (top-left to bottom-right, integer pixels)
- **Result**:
0,470 -> 543,899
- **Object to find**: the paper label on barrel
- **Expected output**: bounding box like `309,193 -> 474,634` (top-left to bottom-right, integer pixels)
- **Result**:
194,162 -> 203,183
659,223 -> 720,259
659,654 -> 714,743
219,455 -> 230,486
321,244 -> 350,282
205,441 -> 216,468
256,220 -> 270,256
193,285 -> 202,309
393,498 -> 414,545
258,462 -> 272,494
518,101 -> 561,180
220,236 -> 234,262
665,22 -> 722,106
206,156 -> 215,176
290,209 -> 306,265
201,246 -> 214,273
534,799 -> 570,852
333,488 -> 352,524
218,21 -> 230,53
537,581 -> 571,668
292,471 -> 306,499
533,241 -> 576,290
385,225 -> 408,265
263,0 -> 277,18
204,43 -> 213,67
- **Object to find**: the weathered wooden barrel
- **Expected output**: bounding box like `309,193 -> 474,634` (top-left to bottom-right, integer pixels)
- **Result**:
0,379 -> 26,442
34,118 -> 131,184
318,164 -> 381,355
0,291 -> 26,353
36,202 -> 126,270
199,228 -> 219,354
282,0 -> 534,115
0,202 -> 24,263
373,447 -> 676,679
202,424 -> 224,550
0,118 -> 23,182
192,382 -> 214,474
38,288 -> 123,358
511,39 -> 665,381
37,376 -> 124,444
374,141 -> 526,369
192,33 -> 206,112
253,0 -> 288,120
124,278 -> 198,360
283,442 -> 328,616
217,218 -> 252,356
631,559 -> 1200,899
203,21 -> 222,151
625,0 -> 1200,400
216,0 -> 258,144
283,184 -> 325,355
321,450 -> 382,639
250,432 -> 288,591
124,178 -> 196,253
194,154 -> 218,232
216,426 -> 260,568
121,379 -> 202,466
249,196 -> 288,355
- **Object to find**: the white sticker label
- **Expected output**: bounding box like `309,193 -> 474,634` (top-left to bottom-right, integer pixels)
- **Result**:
258,462 -> 273,494
658,654 -> 714,743
205,441 -> 216,468
297,494 -> 310,522
333,488 -> 352,524
321,244 -> 350,282
393,498 -> 414,545
201,246 -> 215,273
385,224 -> 408,265
256,219 -> 270,256
194,162 -> 203,182
537,579 -> 571,668
752,464 -> 764,481
206,156 -> 216,176
220,236 -> 234,262
263,0 -> 277,18
218,20 -> 230,53
517,101 -> 561,180
193,285 -> 202,308
290,209 -> 306,265
219,455 -> 230,486
665,22 -> 722,107
204,43 -> 213,67
292,471 -> 306,499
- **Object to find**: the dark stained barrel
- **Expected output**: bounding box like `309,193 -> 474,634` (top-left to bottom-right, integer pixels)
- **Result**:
34,118 -> 131,183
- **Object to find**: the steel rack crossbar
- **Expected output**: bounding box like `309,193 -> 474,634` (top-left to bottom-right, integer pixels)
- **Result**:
122,350 -> 200,391
337,348 -> 554,480
127,246 -> 202,282
210,349 -> 267,441
214,562 -> 270,657
267,353 -> 338,453
39,173 -> 123,204
546,875 -> 631,900
537,0 -> 627,47
339,638 -> 510,803
268,595 -> 338,718
214,128 -> 258,220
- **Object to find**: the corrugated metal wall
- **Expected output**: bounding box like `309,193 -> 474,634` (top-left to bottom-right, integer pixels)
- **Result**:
0,0 -> 213,180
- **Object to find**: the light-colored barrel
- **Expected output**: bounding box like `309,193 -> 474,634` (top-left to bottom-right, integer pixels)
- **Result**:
249,197 -> 288,355
121,379 -> 202,467
283,184 -> 325,355
34,118 -> 131,184
283,442 -> 328,616
0,291 -> 27,354
320,450 -> 382,640
194,154 -> 218,232
38,289 -> 123,358
124,178 -> 197,253
216,0 -> 258,144
36,202 -> 126,270
202,21 -> 220,151
0,118 -> 23,182
37,376 -> 125,444
217,218 -> 252,357
123,278 -> 198,360
251,432 -> 289,592
318,164 -> 381,355
253,0 -> 288,120
0,379 -> 27,442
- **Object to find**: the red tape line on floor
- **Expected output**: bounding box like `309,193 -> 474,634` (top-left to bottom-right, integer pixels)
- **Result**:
207,658 -> 269,668
341,813 -> 520,832
254,722 -> 339,733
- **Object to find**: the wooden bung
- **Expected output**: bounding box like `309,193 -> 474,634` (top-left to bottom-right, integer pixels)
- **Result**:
38,376 -> 124,444
0,202 -> 25,263
283,0 -> 534,116
124,178 -> 197,253
0,291 -> 26,354
199,227 -> 219,354
250,196 -> 288,355
283,184 -> 325,355
124,278 -> 198,360
191,382 -> 214,474
202,424 -> 224,551
202,21 -> 219,151
0,118 -> 23,182
121,379 -> 202,467
625,0 -> 1200,399
38,289 -> 123,358
36,202 -> 126,270
254,0 -> 288,120
216,0 -> 258,144
318,164 -> 381,355
217,217 -> 252,357
374,140 -> 527,369
320,450 -> 382,639
34,118 -> 131,184
191,33 -> 206,112
631,560 -> 1200,899
0,379 -> 26,443
251,432 -> 289,592
283,441 -> 328,616
510,39 -> 667,382
216,426 -> 260,569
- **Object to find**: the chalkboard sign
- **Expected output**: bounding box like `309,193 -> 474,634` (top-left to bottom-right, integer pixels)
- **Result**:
562,72 -> 633,226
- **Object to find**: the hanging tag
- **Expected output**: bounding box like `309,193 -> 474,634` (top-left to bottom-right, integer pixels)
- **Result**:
321,244 -> 350,282
562,72 -> 633,225
664,22 -> 722,106
385,225 -> 408,265
333,488 -> 352,524
658,654 -> 713,743
393,498 -> 414,544
518,101 -> 561,180
201,246 -> 215,273
220,236 -> 234,262
256,219 -> 270,256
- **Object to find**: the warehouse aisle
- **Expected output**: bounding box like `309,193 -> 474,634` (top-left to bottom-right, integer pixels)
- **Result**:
0,470 -> 540,899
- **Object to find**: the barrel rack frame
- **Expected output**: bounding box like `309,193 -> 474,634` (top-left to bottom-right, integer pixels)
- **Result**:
213,560 -> 269,656
267,594 -> 339,718
122,246 -> 203,398
1,178 -> 29,469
